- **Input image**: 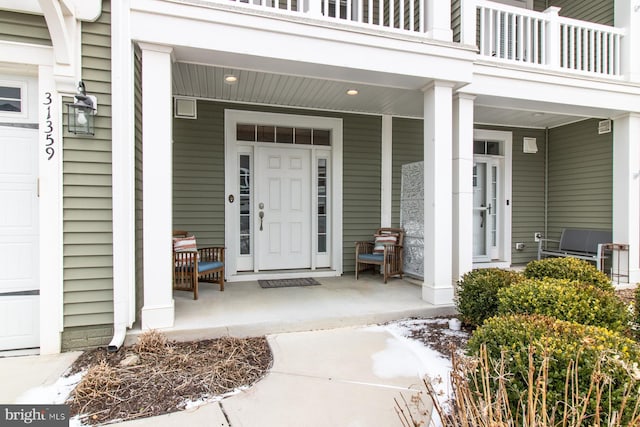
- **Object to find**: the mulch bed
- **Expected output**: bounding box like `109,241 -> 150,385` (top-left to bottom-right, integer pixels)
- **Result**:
615,287 -> 636,305
66,331 -> 272,425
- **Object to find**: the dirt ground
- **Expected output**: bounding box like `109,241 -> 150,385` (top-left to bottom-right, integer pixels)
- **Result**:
67,331 -> 271,425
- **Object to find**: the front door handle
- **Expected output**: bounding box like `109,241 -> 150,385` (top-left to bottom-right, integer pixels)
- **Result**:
259,211 -> 264,231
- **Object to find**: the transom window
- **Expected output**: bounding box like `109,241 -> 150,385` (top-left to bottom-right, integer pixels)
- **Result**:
237,123 -> 331,146
0,86 -> 22,113
474,140 -> 502,156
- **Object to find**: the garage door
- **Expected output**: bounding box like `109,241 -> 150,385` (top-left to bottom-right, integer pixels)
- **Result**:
0,126 -> 39,350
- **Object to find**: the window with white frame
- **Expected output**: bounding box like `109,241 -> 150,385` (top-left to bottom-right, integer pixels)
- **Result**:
0,85 -> 22,114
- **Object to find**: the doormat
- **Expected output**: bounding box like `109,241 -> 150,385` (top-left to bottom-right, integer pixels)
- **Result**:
258,278 -> 321,289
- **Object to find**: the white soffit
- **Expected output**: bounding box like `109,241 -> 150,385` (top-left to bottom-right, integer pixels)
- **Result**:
172,62 -> 424,117
173,63 -> 606,128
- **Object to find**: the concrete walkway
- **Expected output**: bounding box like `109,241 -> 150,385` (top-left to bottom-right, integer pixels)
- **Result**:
1,326 -> 440,427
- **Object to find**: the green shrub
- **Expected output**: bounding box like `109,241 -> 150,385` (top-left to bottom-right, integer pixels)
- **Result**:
497,278 -> 631,333
467,314 -> 640,425
524,257 -> 613,292
455,268 -> 524,327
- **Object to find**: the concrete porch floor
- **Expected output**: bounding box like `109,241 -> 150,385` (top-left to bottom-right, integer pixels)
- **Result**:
126,275 -> 456,345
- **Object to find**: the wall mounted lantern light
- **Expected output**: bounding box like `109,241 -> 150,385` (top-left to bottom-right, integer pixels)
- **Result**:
67,81 -> 97,135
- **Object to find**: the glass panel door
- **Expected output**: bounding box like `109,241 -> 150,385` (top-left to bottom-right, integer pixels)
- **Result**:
473,161 -> 490,261
473,157 -> 501,262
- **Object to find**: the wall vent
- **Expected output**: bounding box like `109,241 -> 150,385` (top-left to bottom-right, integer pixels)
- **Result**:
174,97 -> 197,119
598,119 -> 611,134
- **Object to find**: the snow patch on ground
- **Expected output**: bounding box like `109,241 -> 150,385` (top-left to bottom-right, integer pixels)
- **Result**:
15,370 -> 84,405
368,319 -> 469,427
372,323 -> 452,396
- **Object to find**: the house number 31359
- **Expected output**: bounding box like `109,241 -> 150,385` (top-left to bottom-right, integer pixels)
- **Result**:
43,91 -> 55,160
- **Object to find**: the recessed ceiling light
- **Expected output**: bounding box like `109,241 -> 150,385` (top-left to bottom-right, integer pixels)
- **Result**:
346,89 -> 358,96
224,75 -> 238,84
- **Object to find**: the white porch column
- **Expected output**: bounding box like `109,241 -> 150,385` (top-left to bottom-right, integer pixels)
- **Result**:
381,115 -> 392,227
423,81 -> 454,305
140,43 -> 174,329
452,94 -> 475,283
612,113 -> 640,284
615,0 -> 640,82
425,0 -> 452,42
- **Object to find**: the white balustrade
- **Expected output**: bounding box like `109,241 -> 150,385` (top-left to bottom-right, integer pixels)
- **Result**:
215,0 -> 624,77
474,0 -> 624,76
226,0 -> 428,33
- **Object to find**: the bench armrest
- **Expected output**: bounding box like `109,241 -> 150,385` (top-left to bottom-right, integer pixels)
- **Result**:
537,238 -> 560,260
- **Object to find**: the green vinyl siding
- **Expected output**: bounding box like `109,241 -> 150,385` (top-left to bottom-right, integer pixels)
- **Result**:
546,119 -> 612,241
172,100 -> 381,273
173,101 -> 225,247
391,118 -> 423,227
0,10 -> 51,45
342,115 -> 382,273
476,125 -> 547,264
62,1 -> 113,346
451,0 -> 461,43
533,0 -> 613,25
134,47 -> 144,325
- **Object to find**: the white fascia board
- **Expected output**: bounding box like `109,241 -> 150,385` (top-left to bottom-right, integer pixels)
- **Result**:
130,1 -> 475,85
0,41 -> 53,67
467,67 -> 640,115
1,0 -> 102,21
0,0 -> 41,14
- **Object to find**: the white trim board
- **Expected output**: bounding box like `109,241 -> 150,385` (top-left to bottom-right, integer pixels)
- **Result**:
224,109 -> 343,280
473,128 -> 513,266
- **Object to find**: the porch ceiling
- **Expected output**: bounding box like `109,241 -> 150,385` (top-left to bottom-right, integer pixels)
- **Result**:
172,62 -> 591,129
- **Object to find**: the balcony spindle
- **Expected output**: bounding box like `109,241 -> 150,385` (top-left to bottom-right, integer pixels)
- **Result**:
603,33 -> 609,74
531,18 -> 537,63
576,28 -> 582,70
517,14 -> 523,61
409,0 -> 414,31
510,13 -> 516,60
561,24 -> 567,68
389,0 -> 394,28
614,34 -> 621,75
525,17 -> 531,63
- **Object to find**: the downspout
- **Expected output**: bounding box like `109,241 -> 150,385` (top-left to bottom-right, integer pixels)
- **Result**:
108,0 -> 134,352
544,127 -> 549,239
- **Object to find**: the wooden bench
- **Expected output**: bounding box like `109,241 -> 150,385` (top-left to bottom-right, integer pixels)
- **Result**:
537,228 -> 611,271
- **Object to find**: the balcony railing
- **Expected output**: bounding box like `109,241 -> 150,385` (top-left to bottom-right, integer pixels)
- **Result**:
472,0 -> 624,77
219,0 -> 625,78
231,0 -> 428,34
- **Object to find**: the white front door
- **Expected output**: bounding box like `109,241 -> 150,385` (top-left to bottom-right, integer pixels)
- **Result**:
473,157 -> 500,262
257,146 -> 311,270
0,126 -> 39,350
225,110 -> 344,280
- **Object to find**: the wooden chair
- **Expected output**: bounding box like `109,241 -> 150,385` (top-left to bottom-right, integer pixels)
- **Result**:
355,228 -> 404,284
172,231 -> 225,300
